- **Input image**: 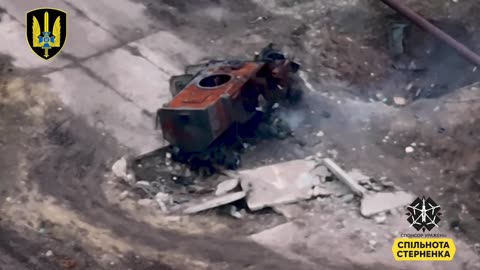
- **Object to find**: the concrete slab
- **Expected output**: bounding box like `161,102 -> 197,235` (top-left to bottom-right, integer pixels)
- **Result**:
82,47 -> 171,113
129,31 -> 204,75
0,0 -> 118,59
239,160 -> 320,211
183,191 -> 246,214
0,13 -> 71,69
215,178 -> 240,196
46,66 -> 162,153
65,0 -> 155,40
360,191 -> 415,217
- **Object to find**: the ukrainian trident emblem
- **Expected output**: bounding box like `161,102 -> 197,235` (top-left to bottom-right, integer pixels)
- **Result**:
26,8 -> 67,60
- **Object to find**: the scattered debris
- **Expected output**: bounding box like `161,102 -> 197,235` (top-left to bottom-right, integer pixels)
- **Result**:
323,158 -> 414,217
135,181 -> 150,188
323,159 -> 364,197
311,165 -> 331,181
134,181 -> 159,196
119,190 -> 129,201
112,157 -> 128,177
154,192 -> 171,212
405,146 -> 415,153
392,60 -> 425,71
374,213 -> 387,224
327,149 -> 338,159
393,96 -> 407,106
137,198 -> 154,207
112,156 -> 135,184
310,185 -> 332,197
229,206 -> 245,219
183,191 -> 246,214
172,158 -> 404,217
215,178 -> 240,196
368,239 -> 377,251
45,250 -> 54,257
135,147 -> 414,222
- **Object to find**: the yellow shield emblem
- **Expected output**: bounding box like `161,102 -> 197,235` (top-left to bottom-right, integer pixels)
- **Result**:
26,8 -> 68,60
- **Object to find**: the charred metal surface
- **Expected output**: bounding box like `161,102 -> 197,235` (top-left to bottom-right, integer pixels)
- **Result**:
157,44 -> 300,156
381,0 -> 480,67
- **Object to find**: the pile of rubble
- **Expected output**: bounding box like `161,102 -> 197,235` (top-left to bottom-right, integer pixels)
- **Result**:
112,155 -> 415,220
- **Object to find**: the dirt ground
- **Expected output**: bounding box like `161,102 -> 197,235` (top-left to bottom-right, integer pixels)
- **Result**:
1,0 -> 480,269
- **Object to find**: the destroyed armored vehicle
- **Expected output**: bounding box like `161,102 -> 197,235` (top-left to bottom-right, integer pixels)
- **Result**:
156,44 -> 302,169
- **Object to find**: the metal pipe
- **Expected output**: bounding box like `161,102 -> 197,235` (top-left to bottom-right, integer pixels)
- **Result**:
381,0 -> 480,67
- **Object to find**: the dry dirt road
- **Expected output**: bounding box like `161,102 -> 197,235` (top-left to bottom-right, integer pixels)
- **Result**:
1,0 -> 480,269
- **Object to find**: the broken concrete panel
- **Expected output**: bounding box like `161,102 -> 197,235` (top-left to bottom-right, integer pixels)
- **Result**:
0,1 -> 118,59
82,47 -> 172,113
360,191 -> 415,217
66,0 -> 156,40
46,67 -> 162,154
137,198 -> 154,207
320,181 -> 351,197
183,191 -> 246,214
215,178 -> 240,196
130,31 -> 204,75
240,160 -> 319,211
309,185 -> 332,197
0,13 -> 71,69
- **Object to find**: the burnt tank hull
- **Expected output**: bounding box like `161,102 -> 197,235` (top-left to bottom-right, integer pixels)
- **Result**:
157,45 -> 300,154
